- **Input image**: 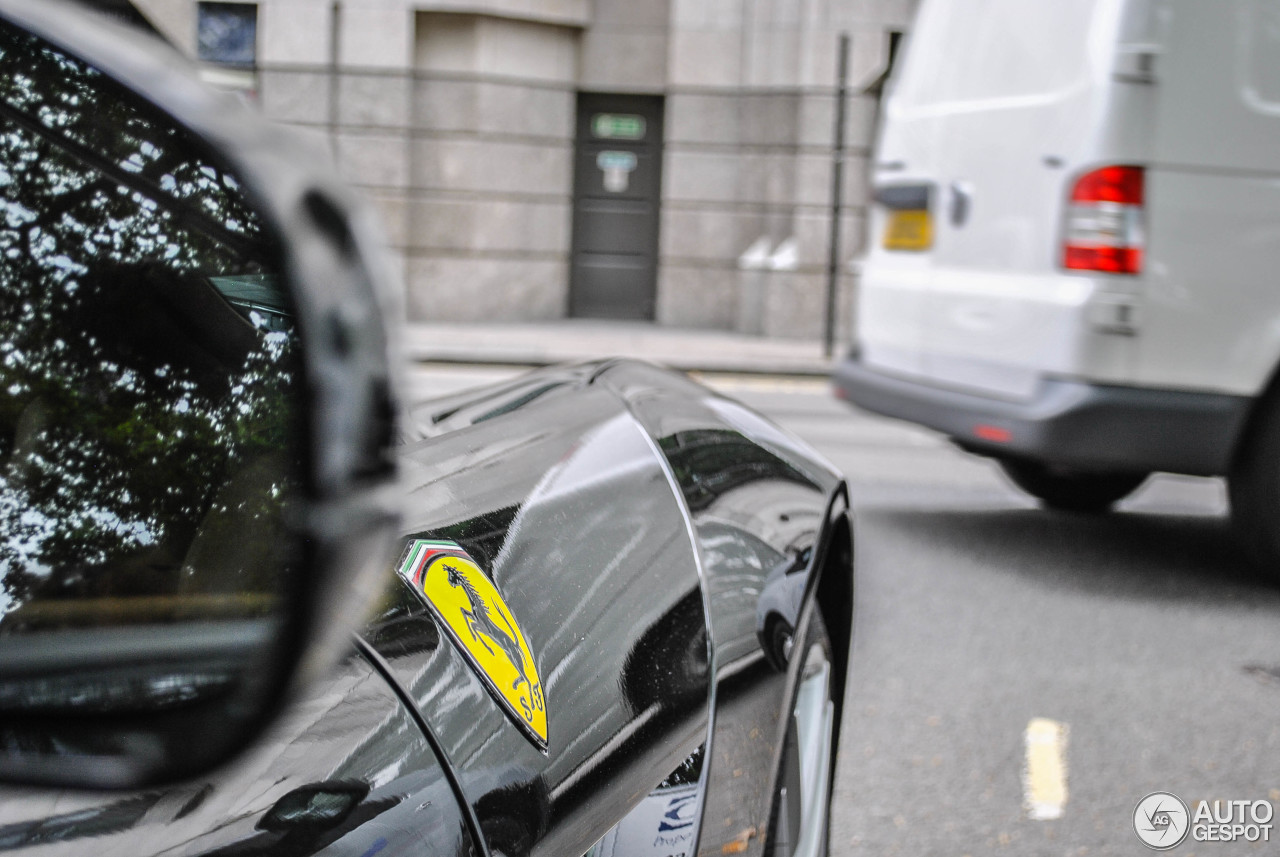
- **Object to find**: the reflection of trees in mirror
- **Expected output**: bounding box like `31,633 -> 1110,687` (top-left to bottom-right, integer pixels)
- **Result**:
0,23 -> 302,632
0,26 -> 267,257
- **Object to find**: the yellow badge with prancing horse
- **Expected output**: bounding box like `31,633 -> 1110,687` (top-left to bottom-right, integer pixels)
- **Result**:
397,539 -> 547,750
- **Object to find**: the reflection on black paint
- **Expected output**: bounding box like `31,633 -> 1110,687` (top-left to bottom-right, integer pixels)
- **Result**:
476,771 -> 550,857
657,744 -> 704,789
258,781 -> 371,833
406,364 -> 593,441
755,547 -> 810,671
621,588 -> 708,714
594,362 -> 842,857
658,429 -> 819,512
175,783 -> 216,820
190,780 -> 398,857
362,575 -> 440,659
420,506 -> 517,574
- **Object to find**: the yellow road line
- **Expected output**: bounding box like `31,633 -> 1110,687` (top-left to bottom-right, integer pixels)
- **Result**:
1024,717 -> 1068,820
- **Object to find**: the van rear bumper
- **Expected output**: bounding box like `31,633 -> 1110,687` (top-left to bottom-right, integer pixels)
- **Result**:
832,354 -> 1251,476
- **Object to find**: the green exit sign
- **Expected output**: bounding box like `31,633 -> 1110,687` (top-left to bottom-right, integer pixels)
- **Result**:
591,113 -> 646,140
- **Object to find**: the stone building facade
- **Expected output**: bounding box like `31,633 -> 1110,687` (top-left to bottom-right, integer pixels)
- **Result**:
129,0 -> 917,337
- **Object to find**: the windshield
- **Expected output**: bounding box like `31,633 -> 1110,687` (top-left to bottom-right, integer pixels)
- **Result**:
208,273 -> 293,332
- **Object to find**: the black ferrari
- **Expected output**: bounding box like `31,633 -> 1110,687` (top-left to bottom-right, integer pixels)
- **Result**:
0,4 -> 854,857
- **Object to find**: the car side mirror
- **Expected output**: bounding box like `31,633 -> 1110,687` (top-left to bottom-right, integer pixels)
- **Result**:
0,1 -> 400,787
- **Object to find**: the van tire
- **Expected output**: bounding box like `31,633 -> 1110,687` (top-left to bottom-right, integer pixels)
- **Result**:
998,460 -> 1148,513
1228,393 -> 1280,567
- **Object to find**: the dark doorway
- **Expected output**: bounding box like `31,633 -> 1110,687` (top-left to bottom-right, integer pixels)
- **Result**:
569,93 -> 664,320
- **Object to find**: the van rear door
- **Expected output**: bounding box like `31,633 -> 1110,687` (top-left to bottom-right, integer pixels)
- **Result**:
1135,0 -> 1280,395
866,0 -> 1131,400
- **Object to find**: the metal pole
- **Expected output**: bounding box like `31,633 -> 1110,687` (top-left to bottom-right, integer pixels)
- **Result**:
823,32 -> 850,359
328,1 -> 342,157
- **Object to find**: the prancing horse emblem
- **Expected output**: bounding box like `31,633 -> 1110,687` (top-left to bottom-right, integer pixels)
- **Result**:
397,539 -> 547,749
444,562 -> 533,697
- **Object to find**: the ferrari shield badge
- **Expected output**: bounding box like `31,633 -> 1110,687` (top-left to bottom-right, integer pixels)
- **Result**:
397,539 -> 547,750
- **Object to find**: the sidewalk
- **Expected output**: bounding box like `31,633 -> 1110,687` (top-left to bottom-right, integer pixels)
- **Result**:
401,320 -> 840,376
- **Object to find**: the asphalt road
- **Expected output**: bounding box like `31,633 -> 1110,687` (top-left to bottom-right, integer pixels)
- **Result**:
710,374 -> 1280,857
410,365 -> 1280,856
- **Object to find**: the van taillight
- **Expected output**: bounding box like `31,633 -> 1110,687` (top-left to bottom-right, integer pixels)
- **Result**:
1062,165 -> 1144,275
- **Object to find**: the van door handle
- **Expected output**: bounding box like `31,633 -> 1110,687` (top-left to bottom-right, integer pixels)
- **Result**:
949,181 -> 973,227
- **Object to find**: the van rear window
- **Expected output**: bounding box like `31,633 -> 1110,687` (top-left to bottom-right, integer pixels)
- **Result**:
894,0 -> 1110,107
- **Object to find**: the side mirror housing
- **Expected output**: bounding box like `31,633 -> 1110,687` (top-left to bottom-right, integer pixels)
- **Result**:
0,0 -> 401,787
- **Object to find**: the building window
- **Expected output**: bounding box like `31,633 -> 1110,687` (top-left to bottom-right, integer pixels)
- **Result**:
197,2 -> 257,67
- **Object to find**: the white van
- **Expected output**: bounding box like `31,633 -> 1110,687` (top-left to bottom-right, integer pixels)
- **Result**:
833,0 -> 1280,561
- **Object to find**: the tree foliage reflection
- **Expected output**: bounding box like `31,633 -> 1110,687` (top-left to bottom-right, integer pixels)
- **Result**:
0,25 -> 300,630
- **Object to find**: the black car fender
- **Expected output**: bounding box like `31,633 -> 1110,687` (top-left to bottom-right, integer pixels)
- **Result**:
596,360 -> 852,857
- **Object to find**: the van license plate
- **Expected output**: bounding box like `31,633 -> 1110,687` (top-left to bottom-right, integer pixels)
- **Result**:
883,209 -> 932,251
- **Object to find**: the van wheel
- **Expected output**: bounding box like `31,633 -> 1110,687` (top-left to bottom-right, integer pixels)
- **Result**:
998,460 -> 1147,513
1228,394 -> 1280,567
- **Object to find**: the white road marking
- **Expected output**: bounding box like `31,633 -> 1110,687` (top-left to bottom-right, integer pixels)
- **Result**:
1023,718 -> 1068,821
